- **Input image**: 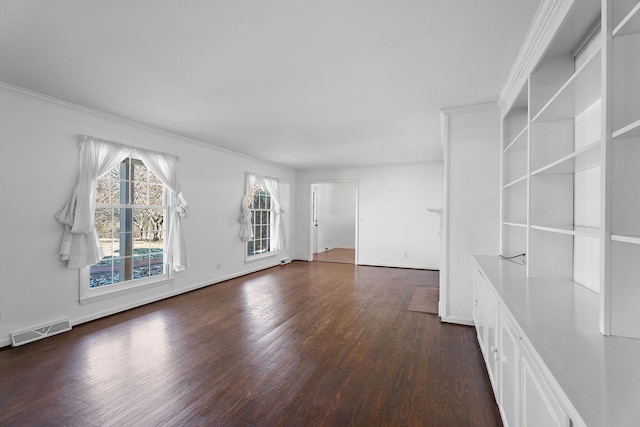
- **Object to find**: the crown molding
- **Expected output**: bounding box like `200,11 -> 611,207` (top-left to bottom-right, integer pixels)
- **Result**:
498,0 -> 575,113
440,99 -> 498,117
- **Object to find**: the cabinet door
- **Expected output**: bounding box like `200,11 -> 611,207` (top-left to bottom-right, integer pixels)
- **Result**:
499,306 -> 519,427
472,265 -> 487,353
485,285 -> 499,390
520,342 -> 570,427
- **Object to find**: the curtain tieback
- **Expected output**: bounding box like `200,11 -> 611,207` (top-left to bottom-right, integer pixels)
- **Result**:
176,192 -> 189,218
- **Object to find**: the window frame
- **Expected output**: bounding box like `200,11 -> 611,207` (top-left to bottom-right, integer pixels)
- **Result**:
79,155 -> 173,305
245,182 -> 276,263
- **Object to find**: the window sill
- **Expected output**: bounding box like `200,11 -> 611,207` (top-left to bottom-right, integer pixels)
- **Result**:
80,275 -> 174,305
245,251 -> 277,264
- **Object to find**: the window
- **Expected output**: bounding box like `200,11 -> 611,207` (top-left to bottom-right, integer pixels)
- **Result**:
89,157 -> 168,289
56,136 -> 188,305
246,182 -> 274,259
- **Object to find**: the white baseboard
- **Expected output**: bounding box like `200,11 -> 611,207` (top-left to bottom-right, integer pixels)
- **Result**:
440,315 -> 474,326
2,262 -> 282,349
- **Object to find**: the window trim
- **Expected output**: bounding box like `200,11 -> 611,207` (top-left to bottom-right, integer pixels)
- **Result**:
79,270 -> 173,305
80,155 -> 172,304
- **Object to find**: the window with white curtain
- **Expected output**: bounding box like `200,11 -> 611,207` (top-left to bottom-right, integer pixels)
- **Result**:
56,136 -> 189,303
239,173 -> 286,261
246,181 -> 274,259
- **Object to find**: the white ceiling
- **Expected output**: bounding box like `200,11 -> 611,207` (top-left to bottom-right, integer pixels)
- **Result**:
0,0 -> 540,170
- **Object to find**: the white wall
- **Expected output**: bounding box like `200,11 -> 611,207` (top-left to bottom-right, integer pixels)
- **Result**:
441,104 -> 500,324
0,86 -> 295,347
295,163 -> 443,269
314,182 -> 356,251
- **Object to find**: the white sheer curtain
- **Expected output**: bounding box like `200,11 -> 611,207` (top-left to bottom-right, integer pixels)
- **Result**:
239,173 -> 258,242
263,177 -> 286,251
56,136 -> 189,271
136,150 -> 189,271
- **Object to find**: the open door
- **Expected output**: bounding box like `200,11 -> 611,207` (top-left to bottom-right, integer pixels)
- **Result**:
310,182 -> 357,264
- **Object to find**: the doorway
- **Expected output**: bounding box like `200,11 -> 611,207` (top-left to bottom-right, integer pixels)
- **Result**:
310,182 -> 358,265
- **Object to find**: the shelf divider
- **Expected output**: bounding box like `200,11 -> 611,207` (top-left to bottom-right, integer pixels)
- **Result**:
613,118 -> 640,139
611,234 -> 640,245
504,126 -> 528,153
503,175 -> 527,190
613,1 -> 640,37
530,140 -> 601,175
531,224 -> 600,237
532,50 -> 601,122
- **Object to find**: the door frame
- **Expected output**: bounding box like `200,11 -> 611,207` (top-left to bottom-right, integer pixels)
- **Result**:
308,180 -> 359,264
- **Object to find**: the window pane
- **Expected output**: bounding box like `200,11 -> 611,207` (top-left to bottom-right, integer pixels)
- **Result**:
133,236 -> 150,255
134,182 -> 149,205
133,255 -> 151,279
259,194 -> 266,209
152,231 -> 165,249
261,211 -> 269,224
148,172 -> 162,185
95,208 -> 117,234
107,165 -> 120,181
146,209 -> 164,241
149,185 -> 163,206
98,234 -> 114,257
133,208 -> 148,231
133,160 -> 148,182
90,257 -> 115,288
247,241 -> 255,256
149,247 -> 164,276
96,178 -> 111,204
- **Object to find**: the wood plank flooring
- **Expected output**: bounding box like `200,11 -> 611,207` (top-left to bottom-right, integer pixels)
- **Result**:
0,261 -> 500,426
313,248 -> 355,264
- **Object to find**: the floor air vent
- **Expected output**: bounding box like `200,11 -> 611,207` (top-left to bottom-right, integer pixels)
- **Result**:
10,319 -> 71,347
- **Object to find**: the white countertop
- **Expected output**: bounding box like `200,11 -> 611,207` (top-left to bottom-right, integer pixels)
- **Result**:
473,255 -> 640,427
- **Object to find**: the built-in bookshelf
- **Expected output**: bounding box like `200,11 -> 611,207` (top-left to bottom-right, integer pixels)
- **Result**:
500,86 -> 528,258
496,0 -> 640,336
607,0 -> 640,338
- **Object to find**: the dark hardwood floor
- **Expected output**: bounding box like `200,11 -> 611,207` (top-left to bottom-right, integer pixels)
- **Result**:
0,261 -> 500,426
313,248 -> 355,264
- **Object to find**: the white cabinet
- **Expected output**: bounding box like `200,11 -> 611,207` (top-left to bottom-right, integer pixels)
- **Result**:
473,259 -> 571,427
485,284 -> 499,391
498,306 -> 519,427
473,264 -> 499,392
519,342 -> 570,427
472,265 -> 486,353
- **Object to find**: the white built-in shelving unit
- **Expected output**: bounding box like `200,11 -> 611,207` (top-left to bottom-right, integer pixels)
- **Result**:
607,0 -> 640,339
497,0 -> 640,335
476,1 -> 640,425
